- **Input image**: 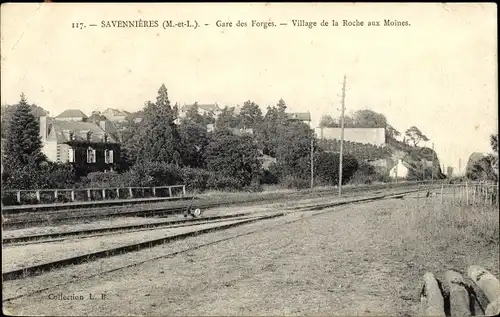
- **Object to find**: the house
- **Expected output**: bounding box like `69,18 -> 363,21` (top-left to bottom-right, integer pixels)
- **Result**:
389,159 -> 410,179
314,127 -> 386,147
179,103 -> 222,118
101,108 -> 130,122
286,112 -> 311,123
55,109 -> 88,122
40,111 -> 120,174
229,127 -> 254,136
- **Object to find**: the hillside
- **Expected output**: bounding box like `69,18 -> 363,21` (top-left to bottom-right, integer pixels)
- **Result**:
317,136 -> 445,180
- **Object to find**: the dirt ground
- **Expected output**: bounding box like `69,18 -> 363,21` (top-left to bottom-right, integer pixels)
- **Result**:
4,196 -> 498,316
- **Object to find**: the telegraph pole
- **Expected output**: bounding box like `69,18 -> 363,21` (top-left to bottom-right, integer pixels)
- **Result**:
338,75 -> 347,196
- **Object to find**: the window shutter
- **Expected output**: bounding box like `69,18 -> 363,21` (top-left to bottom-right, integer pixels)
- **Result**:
68,148 -> 75,163
108,150 -> 114,164
92,149 -> 97,163
104,149 -> 109,164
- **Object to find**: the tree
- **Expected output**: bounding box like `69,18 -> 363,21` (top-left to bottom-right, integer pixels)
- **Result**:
1,102 -> 48,139
3,93 -> 46,171
179,121 -> 209,168
237,100 -> 263,129
215,106 -> 238,129
204,129 -> 262,188
276,98 -> 288,124
275,121 -> 314,176
319,115 -> 339,128
491,134 -> 498,153
132,84 -> 182,164
352,109 -> 387,128
386,125 -> 401,139
404,126 -> 429,147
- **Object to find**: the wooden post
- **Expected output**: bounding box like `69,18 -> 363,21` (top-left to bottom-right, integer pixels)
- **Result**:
440,184 -> 443,204
87,189 -> 91,201
183,185 -> 186,196
16,191 -> 21,204
36,190 -> 41,203
152,187 -> 156,196
71,190 -> 75,202
485,186 -> 489,206
102,188 -> 106,200
472,185 -> 476,205
116,188 -> 120,198
168,186 -> 172,197
54,190 -> 58,201
466,182 -> 469,205
142,187 -> 145,197
129,187 -> 133,198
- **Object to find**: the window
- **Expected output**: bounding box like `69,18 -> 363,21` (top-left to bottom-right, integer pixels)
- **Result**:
87,147 -> 96,163
104,149 -> 114,164
68,148 -> 75,163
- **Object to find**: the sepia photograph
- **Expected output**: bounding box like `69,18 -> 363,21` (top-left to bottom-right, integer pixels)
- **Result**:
1,2 -> 499,316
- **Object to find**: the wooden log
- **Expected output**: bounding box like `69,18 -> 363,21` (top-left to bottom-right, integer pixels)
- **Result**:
468,265 -> 500,305
486,297 -> 500,316
444,270 -> 471,317
421,272 -> 445,316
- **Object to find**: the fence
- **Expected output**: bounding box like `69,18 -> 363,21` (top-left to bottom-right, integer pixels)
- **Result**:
1,185 -> 186,206
417,181 -> 499,207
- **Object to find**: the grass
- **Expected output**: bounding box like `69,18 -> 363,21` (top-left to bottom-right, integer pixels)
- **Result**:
401,199 -> 499,250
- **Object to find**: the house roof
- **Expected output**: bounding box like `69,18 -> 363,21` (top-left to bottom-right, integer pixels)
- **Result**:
182,103 -> 221,112
48,120 -> 118,143
286,112 -> 311,121
102,108 -> 130,117
56,109 -> 88,119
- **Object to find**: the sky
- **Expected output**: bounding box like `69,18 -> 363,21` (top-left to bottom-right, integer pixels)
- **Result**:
1,3 -> 497,174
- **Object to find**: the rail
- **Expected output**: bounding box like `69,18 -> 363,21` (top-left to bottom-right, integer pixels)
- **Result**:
1,185 -> 186,207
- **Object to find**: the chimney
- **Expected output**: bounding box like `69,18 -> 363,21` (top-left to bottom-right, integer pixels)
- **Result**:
99,120 -> 107,131
39,115 -> 47,141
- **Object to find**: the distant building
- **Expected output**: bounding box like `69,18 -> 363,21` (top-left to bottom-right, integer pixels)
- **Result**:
314,127 -> 386,147
447,166 -> 454,178
55,109 -> 88,122
229,127 -> 254,136
179,103 -> 222,118
101,108 -> 130,122
40,111 -> 120,174
286,112 -> 311,123
389,159 -> 410,179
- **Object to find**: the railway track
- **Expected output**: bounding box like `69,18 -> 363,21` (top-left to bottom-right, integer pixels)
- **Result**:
2,190 -> 416,303
3,212 -> 256,245
2,190 -> 414,287
2,183 -> 429,230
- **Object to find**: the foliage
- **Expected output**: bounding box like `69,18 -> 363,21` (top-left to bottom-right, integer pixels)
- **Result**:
215,106 -> 239,130
204,129 -> 262,188
127,84 -> 182,165
313,152 -> 359,186
352,109 -> 388,128
317,139 -> 392,161
386,125 -> 401,140
319,115 -> 339,128
2,162 -> 77,190
405,126 -> 430,147
237,100 -> 263,129
3,93 -> 47,172
491,134 -> 498,154
178,120 -> 209,168
1,101 -> 48,139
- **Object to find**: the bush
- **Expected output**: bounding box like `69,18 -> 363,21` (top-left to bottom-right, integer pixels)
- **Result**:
260,169 -> 279,185
280,175 -> 310,189
207,174 -> 244,191
180,167 -> 211,192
